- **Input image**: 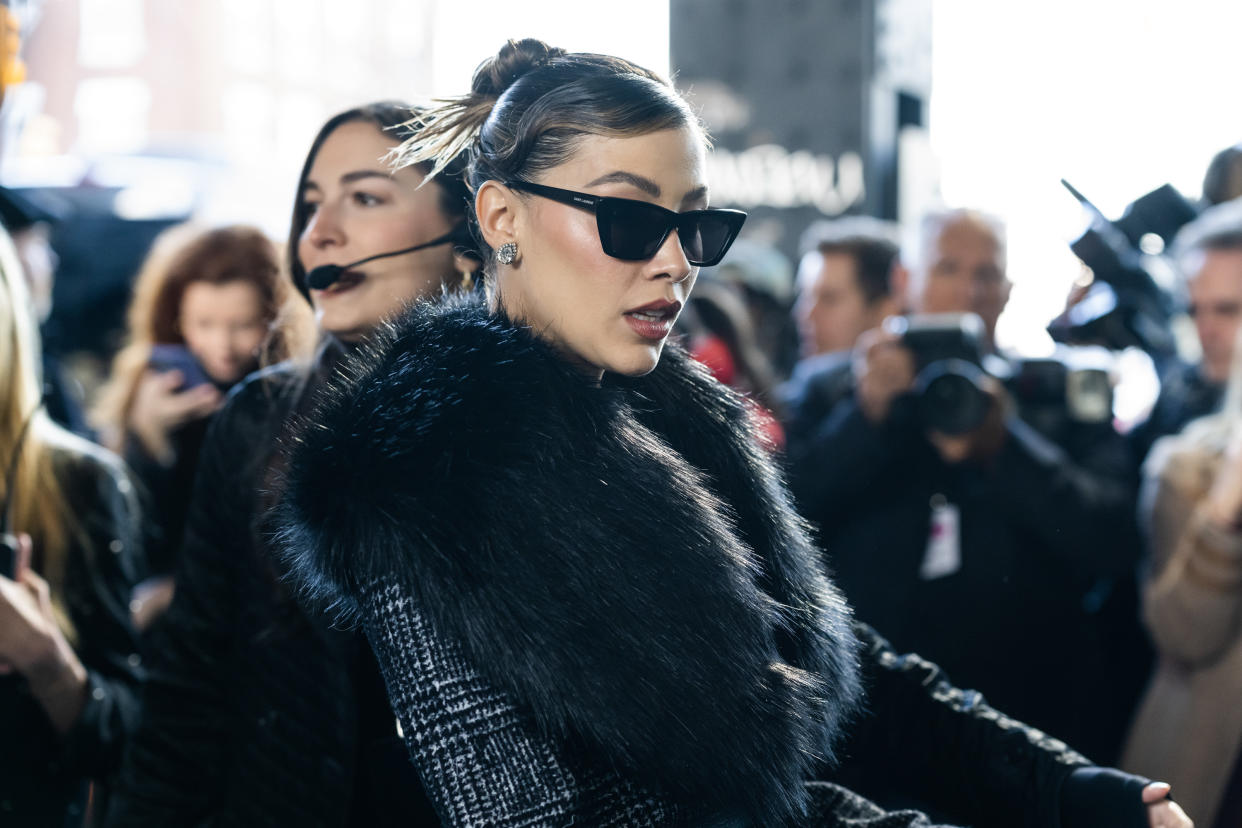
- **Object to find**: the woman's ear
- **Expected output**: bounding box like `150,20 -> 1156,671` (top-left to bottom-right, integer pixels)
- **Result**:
474,181 -> 519,252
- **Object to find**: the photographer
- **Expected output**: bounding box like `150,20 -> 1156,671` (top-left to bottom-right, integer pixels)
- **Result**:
787,208 -> 1142,763
782,220 -> 903,450
1130,199 -> 1242,464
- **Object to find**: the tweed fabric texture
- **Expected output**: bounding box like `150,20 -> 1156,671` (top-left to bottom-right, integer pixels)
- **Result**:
365,578 -> 675,827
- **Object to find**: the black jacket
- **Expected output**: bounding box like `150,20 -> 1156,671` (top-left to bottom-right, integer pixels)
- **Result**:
1128,359 -> 1223,465
106,349 -> 436,828
1,437 -> 143,827
784,354 -> 1142,763
273,297 -> 1137,827
122,415 -> 210,575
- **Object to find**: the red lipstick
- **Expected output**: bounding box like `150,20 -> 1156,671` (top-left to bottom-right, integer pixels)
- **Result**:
623,299 -> 682,341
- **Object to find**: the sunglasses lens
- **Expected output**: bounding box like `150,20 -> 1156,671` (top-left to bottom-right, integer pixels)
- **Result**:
598,199 -> 746,265
681,213 -> 741,266
600,201 -> 673,260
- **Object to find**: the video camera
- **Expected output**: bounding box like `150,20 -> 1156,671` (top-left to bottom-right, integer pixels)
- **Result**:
1048,181 -> 1199,368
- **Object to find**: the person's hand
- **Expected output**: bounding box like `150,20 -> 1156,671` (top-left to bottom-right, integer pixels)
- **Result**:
0,533 -> 54,675
0,535 -> 75,680
1143,782 -> 1193,827
1203,424 -> 1242,530
854,326 -> 916,424
128,370 -> 221,464
0,534 -> 89,731
926,375 -> 1010,465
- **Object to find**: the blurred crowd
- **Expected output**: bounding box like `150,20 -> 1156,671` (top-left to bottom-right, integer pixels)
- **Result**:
3,33 -> 1242,828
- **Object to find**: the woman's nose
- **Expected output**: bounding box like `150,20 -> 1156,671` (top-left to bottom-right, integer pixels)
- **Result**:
651,229 -> 694,284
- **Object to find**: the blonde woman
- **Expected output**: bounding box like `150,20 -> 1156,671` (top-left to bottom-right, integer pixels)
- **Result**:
0,229 -> 143,825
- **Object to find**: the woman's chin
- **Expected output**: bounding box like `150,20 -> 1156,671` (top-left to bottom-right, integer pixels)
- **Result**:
604,342 -> 664,378
205,364 -> 252,386
319,310 -> 381,343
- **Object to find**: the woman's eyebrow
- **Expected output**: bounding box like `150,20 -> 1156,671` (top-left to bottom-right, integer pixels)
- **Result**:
585,171 -> 661,198
340,170 -> 395,184
682,185 -> 708,206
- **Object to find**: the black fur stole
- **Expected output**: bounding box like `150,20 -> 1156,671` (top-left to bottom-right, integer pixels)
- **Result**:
273,294 -> 862,823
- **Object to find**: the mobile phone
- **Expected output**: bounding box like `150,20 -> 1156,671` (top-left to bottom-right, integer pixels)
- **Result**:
148,344 -> 213,390
1,533 -> 19,580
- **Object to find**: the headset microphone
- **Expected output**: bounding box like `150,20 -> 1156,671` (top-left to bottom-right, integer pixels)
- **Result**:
306,225 -> 473,291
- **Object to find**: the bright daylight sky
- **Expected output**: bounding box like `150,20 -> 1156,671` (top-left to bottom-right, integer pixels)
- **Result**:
427,0 -> 670,96
931,0 -> 1242,356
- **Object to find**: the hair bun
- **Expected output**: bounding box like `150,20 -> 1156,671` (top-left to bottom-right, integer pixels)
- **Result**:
472,38 -> 567,99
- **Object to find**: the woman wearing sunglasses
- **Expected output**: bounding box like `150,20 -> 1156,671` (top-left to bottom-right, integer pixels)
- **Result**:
274,41 -> 1190,828
105,101 -> 476,827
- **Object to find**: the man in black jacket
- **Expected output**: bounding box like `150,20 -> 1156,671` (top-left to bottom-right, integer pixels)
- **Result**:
782,219 -> 904,449
786,208 -> 1143,765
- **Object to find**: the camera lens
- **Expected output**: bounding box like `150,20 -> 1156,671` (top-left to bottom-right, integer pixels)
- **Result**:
914,359 -> 990,435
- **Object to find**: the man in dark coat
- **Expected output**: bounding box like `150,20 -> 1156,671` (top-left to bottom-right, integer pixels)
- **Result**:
782,219 -> 903,449
786,209 -> 1143,765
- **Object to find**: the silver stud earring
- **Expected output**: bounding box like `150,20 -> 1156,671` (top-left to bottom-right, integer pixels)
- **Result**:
496,242 -> 518,265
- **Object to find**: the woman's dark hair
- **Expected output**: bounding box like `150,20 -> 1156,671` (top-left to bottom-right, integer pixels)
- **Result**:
286,101 -> 474,300
395,39 -> 704,272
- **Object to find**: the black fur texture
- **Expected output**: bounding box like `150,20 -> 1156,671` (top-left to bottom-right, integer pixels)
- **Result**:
273,294 -> 862,823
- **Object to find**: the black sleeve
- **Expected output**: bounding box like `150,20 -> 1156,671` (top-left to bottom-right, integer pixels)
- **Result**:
104,394 -> 264,826
121,418 -> 208,578
832,623 -> 1086,828
121,436 -> 177,577
985,416 -> 1141,578
56,447 -> 145,779
835,624 -> 1158,828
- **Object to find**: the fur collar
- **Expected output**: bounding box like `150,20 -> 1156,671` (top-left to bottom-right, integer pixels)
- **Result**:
273,294 -> 861,822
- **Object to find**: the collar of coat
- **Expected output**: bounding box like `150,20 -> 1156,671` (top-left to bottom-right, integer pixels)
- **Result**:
273,293 -> 862,821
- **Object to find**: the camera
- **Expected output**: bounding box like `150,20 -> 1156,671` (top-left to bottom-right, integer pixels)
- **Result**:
885,313 -> 991,435
1007,356 -> 1113,441
1049,181 -> 1198,367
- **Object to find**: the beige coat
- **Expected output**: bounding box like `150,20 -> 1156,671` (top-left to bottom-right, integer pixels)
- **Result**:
1122,437 -> 1242,826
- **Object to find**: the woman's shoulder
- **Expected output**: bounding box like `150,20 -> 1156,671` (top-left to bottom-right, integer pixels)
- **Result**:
46,424 -> 135,501
45,427 -> 143,574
